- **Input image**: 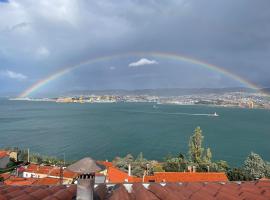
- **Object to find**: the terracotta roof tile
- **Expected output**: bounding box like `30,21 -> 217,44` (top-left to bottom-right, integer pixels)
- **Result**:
94,183 -> 108,200
189,189 -> 216,200
262,190 -> 270,198
107,165 -> 228,184
34,177 -> 60,185
12,194 -> 37,200
66,185 -> 76,194
132,183 -> 159,200
49,168 -> 77,179
148,183 -> 183,200
0,174 -> 11,181
198,184 -> 221,198
109,185 -> 132,200
257,180 -> 270,188
4,177 -> 37,186
215,191 -> 240,200
0,180 -> 270,200
152,172 -> 228,182
239,191 -> 269,200
25,164 -> 53,175
4,189 -> 26,199
29,188 -> 51,199
0,151 -> 8,158
0,195 -> 8,200
111,180 -> 270,200
97,161 -> 113,168
107,167 -> 139,183
51,188 -> 74,200
165,183 -> 186,199
42,197 -> 59,200
23,186 -> 40,194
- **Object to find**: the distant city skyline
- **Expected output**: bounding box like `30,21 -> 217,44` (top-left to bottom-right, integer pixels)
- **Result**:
1,0 -> 270,96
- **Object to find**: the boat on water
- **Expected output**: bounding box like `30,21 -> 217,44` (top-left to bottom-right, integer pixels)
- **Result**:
213,112 -> 219,117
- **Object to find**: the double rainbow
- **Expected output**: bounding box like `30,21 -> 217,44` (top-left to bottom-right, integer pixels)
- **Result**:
18,52 -> 260,98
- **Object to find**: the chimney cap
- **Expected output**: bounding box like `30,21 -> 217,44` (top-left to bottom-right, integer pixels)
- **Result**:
67,157 -> 101,174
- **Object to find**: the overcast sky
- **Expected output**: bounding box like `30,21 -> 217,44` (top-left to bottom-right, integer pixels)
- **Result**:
0,0 -> 270,96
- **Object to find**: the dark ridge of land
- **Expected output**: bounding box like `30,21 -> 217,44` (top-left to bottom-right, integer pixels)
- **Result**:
2,87 -> 269,98
65,87 -> 257,97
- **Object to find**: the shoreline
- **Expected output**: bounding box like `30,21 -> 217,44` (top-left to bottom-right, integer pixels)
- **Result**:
8,97 -> 270,110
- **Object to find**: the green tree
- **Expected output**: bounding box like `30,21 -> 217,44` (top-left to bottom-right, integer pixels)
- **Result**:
112,153 -> 156,177
214,160 -> 229,172
163,153 -> 188,172
203,148 -> 212,163
243,152 -> 266,179
227,168 -> 251,181
113,154 -> 134,173
189,127 -> 204,163
265,162 -> 270,178
136,152 -> 145,162
153,163 -> 164,172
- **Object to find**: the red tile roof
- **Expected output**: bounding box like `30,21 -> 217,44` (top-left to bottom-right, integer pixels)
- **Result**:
4,177 -> 37,186
0,180 -> 270,199
24,164 -> 77,179
97,161 -> 113,168
107,166 -> 131,183
149,172 -> 228,182
24,164 -> 52,174
49,168 -> 77,179
0,185 -> 76,200
0,173 -> 11,181
34,178 -> 60,185
109,180 -> 270,200
107,166 -> 142,183
106,166 -> 228,183
0,151 -> 8,159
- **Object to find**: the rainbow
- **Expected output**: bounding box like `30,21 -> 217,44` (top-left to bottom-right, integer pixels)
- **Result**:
18,52 -> 261,98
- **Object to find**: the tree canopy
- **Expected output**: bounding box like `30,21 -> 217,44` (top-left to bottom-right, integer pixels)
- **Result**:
189,126 -> 204,163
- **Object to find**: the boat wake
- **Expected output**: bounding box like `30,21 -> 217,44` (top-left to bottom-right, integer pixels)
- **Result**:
119,110 -> 219,117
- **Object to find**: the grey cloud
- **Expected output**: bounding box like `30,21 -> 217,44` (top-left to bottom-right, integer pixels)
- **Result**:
0,69 -> 27,80
0,0 -> 270,96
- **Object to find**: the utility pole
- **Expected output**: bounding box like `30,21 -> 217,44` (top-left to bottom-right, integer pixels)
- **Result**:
59,165 -> 63,185
59,153 -> 65,185
63,153 -> 65,166
27,148 -> 30,163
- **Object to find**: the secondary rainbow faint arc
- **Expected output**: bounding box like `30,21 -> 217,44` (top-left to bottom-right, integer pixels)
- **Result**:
18,52 -> 260,98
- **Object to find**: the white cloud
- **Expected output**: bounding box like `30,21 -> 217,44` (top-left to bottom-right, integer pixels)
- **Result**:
0,70 -> 27,80
36,46 -> 50,57
129,58 -> 158,67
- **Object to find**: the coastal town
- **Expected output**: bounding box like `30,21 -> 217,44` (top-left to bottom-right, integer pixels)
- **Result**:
12,91 -> 270,109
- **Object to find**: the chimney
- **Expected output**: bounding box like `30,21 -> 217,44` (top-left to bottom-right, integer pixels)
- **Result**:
77,173 -> 95,200
66,157 -> 101,200
128,164 -> 131,176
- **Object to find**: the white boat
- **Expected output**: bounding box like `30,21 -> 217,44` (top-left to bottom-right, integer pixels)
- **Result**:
213,112 -> 219,117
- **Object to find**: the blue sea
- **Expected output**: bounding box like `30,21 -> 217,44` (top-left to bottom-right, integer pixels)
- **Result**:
0,99 -> 270,166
